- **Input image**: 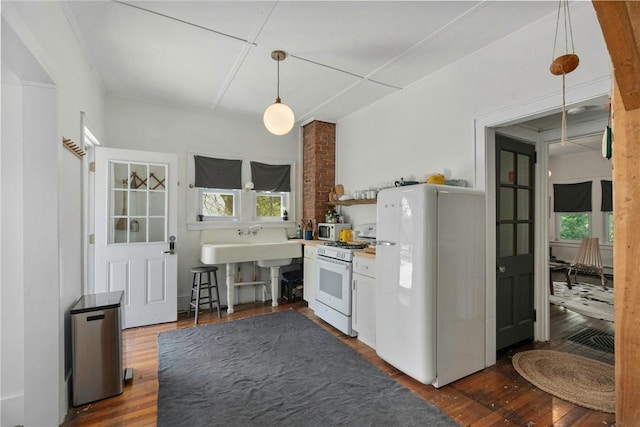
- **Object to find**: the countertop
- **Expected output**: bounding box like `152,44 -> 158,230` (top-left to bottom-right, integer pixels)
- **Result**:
354,250 -> 376,259
290,238 -> 324,247
293,238 -> 376,258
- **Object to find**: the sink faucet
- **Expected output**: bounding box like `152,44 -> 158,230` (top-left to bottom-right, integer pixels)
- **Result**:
238,225 -> 262,236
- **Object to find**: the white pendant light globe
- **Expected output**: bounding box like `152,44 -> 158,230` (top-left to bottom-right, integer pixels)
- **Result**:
264,50 -> 295,136
264,100 -> 295,136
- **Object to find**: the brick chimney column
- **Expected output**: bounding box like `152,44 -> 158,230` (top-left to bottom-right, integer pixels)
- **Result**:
303,120 -> 335,228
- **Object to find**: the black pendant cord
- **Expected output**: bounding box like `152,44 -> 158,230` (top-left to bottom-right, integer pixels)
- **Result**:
276,57 -> 281,102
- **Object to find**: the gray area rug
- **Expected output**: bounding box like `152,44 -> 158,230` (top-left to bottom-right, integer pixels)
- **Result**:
158,310 -> 457,426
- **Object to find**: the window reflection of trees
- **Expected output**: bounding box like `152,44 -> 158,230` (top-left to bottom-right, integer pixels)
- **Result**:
256,193 -> 282,217
202,193 -> 234,216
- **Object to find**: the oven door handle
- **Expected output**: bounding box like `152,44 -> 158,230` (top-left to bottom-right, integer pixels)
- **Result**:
317,257 -> 351,270
374,240 -> 396,246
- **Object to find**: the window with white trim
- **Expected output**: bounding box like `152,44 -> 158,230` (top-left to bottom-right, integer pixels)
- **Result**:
556,212 -> 591,241
604,212 -> 614,243
255,191 -> 289,220
199,188 -> 240,220
189,153 -> 294,224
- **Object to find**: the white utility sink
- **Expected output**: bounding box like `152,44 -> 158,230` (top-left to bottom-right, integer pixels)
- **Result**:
255,258 -> 293,268
201,242 -> 301,265
199,228 -> 302,314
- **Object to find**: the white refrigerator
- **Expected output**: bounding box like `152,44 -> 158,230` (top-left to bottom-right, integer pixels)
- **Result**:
375,184 -> 486,387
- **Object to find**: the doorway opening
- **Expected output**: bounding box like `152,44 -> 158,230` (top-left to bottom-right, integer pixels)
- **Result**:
487,93 -> 613,364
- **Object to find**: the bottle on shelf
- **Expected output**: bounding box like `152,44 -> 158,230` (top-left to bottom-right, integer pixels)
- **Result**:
325,209 -> 333,223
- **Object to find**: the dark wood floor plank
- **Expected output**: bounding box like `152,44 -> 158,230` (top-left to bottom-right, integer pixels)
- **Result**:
62,294 -> 616,426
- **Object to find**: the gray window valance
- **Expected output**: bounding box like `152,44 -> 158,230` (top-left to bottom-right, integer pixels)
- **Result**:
250,161 -> 291,192
553,181 -> 592,212
194,155 -> 242,189
601,180 -> 612,212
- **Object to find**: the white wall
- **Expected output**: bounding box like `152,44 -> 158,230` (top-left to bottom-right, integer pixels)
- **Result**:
2,1 -> 105,424
104,96 -> 300,309
336,3 -> 610,229
1,63 -> 61,427
335,3 -> 611,363
22,81 -> 60,427
1,63 -> 26,427
548,149 -> 613,269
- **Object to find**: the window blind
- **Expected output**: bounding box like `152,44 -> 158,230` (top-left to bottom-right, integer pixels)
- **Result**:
194,155 -> 242,189
601,180 -> 612,212
553,181 -> 592,212
250,161 -> 291,192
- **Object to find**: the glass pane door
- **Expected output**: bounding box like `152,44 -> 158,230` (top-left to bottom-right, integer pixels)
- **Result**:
108,161 -> 167,244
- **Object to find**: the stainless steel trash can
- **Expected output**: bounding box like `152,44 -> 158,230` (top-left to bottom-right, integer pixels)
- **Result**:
71,291 -> 124,406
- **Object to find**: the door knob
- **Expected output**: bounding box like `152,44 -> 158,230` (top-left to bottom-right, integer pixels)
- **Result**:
498,265 -> 506,273
162,250 -> 175,255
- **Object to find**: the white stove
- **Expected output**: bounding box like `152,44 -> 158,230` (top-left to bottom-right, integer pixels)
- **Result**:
317,242 -> 368,262
314,224 -> 376,337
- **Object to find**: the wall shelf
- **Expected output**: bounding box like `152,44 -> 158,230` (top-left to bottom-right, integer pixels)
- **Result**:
327,199 -> 376,206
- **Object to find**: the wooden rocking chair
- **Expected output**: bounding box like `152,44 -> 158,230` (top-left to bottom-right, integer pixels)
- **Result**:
568,237 -> 607,289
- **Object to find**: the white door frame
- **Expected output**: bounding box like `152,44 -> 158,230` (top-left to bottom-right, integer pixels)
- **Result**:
81,112 -> 99,296
475,76 -> 611,367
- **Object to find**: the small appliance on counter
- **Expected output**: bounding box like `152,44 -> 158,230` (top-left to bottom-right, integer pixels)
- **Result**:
318,223 -> 351,241
353,223 -> 376,244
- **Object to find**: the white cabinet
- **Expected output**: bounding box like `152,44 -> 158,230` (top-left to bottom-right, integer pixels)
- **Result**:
303,245 -> 318,311
352,255 -> 376,349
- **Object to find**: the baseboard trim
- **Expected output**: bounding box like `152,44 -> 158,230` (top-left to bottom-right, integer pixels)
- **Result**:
1,393 -> 24,426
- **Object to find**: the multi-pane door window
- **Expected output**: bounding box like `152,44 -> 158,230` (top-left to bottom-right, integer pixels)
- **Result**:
497,149 -> 534,258
109,162 -> 167,244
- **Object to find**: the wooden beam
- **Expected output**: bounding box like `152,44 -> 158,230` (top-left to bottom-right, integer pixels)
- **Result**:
592,1 -> 640,110
593,2 -> 640,423
612,79 -> 640,425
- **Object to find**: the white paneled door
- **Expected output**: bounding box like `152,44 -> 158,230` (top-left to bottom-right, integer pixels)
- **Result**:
94,147 -> 178,328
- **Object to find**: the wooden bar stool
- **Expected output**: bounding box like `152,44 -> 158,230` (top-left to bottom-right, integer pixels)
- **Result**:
188,266 -> 221,324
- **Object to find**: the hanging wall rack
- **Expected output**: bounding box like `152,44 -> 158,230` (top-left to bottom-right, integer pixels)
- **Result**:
62,137 -> 86,159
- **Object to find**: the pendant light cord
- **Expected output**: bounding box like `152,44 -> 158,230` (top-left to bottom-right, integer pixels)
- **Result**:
561,74 -> 568,145
276,57 -> 281,102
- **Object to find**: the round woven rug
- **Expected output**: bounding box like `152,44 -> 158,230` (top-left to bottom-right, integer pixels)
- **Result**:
512,350 -> 615,413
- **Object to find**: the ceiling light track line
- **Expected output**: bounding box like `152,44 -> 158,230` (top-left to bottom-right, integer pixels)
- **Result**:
290,54 -> 402,90
112,0 -> 256,46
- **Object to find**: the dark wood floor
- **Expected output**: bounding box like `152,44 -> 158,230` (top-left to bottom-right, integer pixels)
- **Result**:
63,276 -> 615,426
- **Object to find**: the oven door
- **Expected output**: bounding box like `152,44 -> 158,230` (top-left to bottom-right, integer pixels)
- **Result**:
315,256 -> 352,315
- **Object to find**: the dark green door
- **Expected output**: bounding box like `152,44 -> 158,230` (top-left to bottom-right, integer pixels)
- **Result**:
496,134 -> 535,351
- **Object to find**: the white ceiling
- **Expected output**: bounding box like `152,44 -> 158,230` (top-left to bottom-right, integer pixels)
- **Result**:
63,1 -> 561,125
513,96 -> 610,156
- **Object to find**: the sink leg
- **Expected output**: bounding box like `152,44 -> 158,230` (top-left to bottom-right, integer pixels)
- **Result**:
270,266 -> 280,307
226,263 -> 235,314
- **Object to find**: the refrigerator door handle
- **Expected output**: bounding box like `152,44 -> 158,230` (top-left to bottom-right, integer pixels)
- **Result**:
374,240 -> 396,246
